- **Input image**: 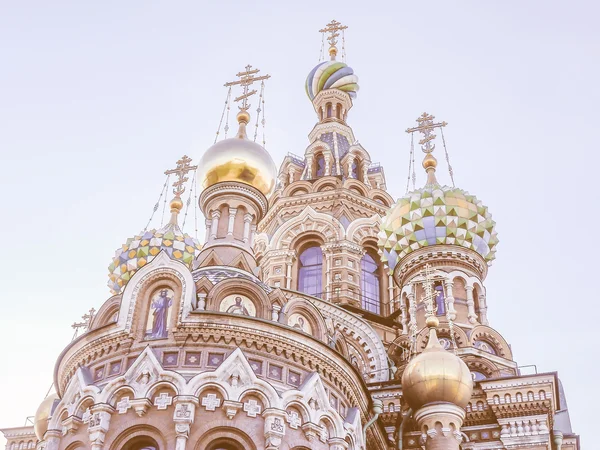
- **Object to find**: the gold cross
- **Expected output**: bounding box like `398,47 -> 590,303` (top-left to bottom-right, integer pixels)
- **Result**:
164,155 -> 198,197
224,64 -> 271,112
319,19 -> 348,49
406,112 -> 448,154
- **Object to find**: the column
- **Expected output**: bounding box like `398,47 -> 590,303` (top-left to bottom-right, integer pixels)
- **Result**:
388,275 -> 395,314
87,404 -> 114,450
414,403 -> 465,450
347,157 -> 354,178
271,304 -> 281,321
249,224 -> 257,247
288,168 -> 295,184
324,154 -> 331,176
227,207 -> 237,236
362,165 -> 371,187
479,294 -> 489,325
210,210 -> 221,239
444,280 -> 457,321
306,155 -> 314,179
204,219 -> 211,243
263,408 -> 286,450
408,291 -> 417,337
322,246 -> 331,301
285,253 -> 295,289
173,396 -> 197,450
400,298 -> 408,335
466,286 -> 478,324
243,213 -> 253,243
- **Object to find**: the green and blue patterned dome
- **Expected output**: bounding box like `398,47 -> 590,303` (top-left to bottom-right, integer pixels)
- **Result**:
305,60 -> 359,100
378,184 -> 498,274
108,223 -> 202,294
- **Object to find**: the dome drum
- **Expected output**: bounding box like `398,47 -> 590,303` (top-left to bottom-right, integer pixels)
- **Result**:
199,181 -> 268,221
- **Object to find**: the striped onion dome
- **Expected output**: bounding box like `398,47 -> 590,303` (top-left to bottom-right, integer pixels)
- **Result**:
305,60 -> 359,100
378,184 -> 498,274
108,223 -> 202,294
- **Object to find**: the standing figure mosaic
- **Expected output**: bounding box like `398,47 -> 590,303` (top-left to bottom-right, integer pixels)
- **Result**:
147,289 -> 173,339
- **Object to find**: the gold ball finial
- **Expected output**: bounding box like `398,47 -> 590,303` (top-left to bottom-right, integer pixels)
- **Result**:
329,46 -> 338,58
237,110 -> 250,125
422,153 -> 438,170
425,315 -> 440,328
170,196 -> 183,213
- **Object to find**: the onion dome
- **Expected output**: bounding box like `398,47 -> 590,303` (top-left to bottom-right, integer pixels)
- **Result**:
379,184 -> 498,273
34,393 -> 59,440
108,199 -> 202,294
305,60 -> 359,100
196,111 -> 278,198
402,317 -> 473,410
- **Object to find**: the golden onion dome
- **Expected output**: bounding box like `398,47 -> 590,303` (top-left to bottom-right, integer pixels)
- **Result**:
34,393 -> 59,440
401,317 -> 473,410
197,112 -> 277,198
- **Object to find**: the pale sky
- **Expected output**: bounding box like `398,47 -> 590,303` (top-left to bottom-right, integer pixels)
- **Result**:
0,1 -> 597,447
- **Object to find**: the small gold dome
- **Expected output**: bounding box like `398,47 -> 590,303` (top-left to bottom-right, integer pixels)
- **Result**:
34,393 -> 59,440
401,325 -> 473,410
197,115 -> 277,198
422,153 -> 437,170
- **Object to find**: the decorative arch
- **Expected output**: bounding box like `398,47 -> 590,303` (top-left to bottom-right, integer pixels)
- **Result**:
313,176 -> 341,193
280,296 -> 328,342
205,277 -> 271,319
346,215 -> 381,245
193,425 -> 257,450
117,252 -> 196,336
415,323 -> 469,351
108,425 -> 166,450
268,206 -> 344,251
282,180 -> 313,198
342,178 -> 369,197
470,325 -> 513,360
90,295 -> 121,330
369,188 -> 394,207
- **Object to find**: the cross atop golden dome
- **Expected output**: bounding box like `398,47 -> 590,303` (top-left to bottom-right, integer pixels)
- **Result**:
164,155 -> 198,225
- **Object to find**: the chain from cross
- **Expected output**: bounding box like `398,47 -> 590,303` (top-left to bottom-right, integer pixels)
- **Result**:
72,308 -> 96,333
406,112 -> 448,154
319,19 -> 348,48
164,155 -> 198,197
224,65 -> 271,112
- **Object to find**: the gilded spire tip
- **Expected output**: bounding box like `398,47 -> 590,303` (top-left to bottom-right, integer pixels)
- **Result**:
164,155 -> 198,226
406,112 -> 447,186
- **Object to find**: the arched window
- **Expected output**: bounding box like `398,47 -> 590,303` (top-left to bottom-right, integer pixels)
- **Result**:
207,439 -> 244,450
336,104 -> 342,119
434,283 -> 445,316
360,253 -> 380,314
326,102 -> 333,118
315,154 -> 325,177
122,437 -> 159,450
298,246 -> 323,296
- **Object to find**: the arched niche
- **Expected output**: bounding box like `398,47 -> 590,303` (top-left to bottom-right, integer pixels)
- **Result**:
206,277 -> 271,319
281,297 -> 327,342
193,427 -> 257,450
108,425 -> 166,450
90,295 -> 121,330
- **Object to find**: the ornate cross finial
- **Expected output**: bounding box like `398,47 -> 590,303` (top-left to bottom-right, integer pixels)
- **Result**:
224,65 -> 271,113
72,308 -> 96,337
319,19 -> 348,59
406,112 -> 447,154
164,155 -> 198,198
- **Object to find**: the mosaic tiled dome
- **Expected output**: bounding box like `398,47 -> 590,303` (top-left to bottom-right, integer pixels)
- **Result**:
108,224 -> 202,294
378,184 -> 498,274
305,60 -> 359,100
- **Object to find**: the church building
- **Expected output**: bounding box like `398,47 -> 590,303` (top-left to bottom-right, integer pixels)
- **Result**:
1,20 -> 579,450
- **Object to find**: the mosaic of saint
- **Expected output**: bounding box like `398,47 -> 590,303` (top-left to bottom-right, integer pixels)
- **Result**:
288,313 -> 312,334
146,288 -> 174,339
219,294 -> 256,317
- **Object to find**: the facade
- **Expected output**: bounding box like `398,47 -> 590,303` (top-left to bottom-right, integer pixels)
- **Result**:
1,21 -> 579,450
